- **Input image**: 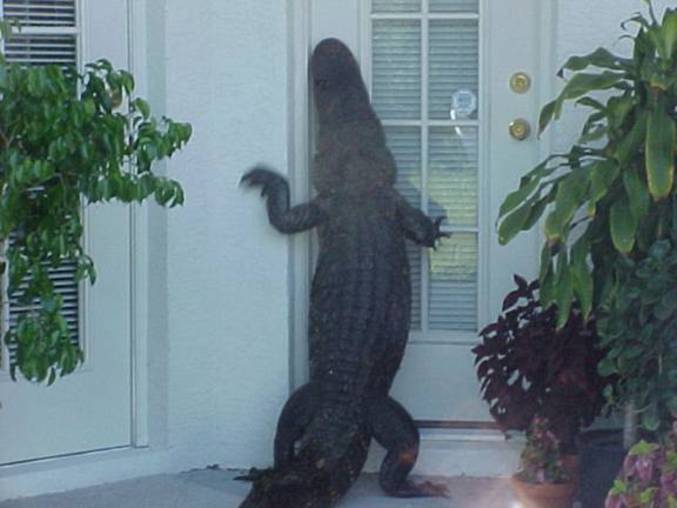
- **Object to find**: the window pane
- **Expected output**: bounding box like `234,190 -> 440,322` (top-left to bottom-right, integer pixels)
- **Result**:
372,0 -> 421,13
428,127 -> 478,227
4,34 -> 77,66
385,126 -> 422,329
429,0 -> 479,13
429,19 -> 479,120
372,20 -> 421,120
3,0 -> 76,27
429,233 -> 477,331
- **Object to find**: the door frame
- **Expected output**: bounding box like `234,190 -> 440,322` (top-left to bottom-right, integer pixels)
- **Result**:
286,0 -> 559,474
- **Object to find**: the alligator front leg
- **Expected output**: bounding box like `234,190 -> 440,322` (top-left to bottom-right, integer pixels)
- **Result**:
241,165 -> 326,234
395,193 -> 449,248
367,396 -> 449,498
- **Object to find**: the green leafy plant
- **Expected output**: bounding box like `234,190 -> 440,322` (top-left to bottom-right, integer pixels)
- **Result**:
496,4 -> 676,434
0,21 -> 192,383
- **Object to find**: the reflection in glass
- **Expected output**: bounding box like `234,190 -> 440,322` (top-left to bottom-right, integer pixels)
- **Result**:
429,19 -> 479,120
428,127 -> 478,227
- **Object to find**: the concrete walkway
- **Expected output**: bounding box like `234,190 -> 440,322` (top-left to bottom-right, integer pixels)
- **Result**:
0,469 -> 518,508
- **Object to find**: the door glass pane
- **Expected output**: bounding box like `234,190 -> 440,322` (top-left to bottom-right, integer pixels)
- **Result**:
372,0 -> 421,13
429,233 -> 478,331
372,20 -> 421,120
429,0 -> 479,13
428,127 -> 478,227
385,126 -> 422,329
429,19 -> 479,120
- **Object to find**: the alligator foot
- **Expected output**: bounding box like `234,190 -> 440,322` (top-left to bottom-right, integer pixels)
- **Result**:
240,166 -> 285,198
391,479 -> 450,498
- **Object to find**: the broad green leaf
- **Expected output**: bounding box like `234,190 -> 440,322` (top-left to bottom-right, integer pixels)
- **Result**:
538,100 -> 557,135
571,235 -> 593,319
499,175 -> 541,218
663,8 -> 677,57
498,202 -> 531,245
610,194 -> 638,253
622,169 -> 650,221
576,96 -> 606,111
614,110 -> 647,165
523,188 -> 556,230
559,47 -> 632,74
560,72 -> 626,101
645,96 -> 675,200
590,160 -> 620,204
555,251 -> 573,328
544,169 -> 590,242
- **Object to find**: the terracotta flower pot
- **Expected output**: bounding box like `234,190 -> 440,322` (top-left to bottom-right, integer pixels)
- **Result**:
511,475 -> 576,508
561,453 -> 580,487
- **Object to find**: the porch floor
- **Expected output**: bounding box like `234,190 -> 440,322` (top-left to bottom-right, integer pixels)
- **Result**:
0,469 -> 521,508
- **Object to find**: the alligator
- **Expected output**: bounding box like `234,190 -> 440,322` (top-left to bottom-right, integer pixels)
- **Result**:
239,38 -> 448,508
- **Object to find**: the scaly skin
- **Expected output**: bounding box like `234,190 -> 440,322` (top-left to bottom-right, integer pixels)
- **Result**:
239,38 -> 448,508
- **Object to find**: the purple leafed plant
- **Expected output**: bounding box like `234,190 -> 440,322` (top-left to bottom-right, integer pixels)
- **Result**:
473,275 -> 613,451
605,420 -> 677,508
517,415 -> 570,484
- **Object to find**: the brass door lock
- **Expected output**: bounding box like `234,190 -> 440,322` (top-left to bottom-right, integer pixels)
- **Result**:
509,118 -> 531,141
510,72 -> 531,94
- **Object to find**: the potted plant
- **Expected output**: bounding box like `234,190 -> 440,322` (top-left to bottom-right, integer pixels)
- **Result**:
0,20 -> 192,384
605,419 -> 677,508
495,4 -> 675,506
511,415 -> 576,508
473,275 -> 611,483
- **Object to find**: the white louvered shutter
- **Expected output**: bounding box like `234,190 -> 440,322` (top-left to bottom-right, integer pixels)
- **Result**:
2,0 -> 81,366
371,0 -> 480,337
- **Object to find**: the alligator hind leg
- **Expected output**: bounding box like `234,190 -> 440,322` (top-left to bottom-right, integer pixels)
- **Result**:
274,383 -> 319,468
367,396 -> 449,498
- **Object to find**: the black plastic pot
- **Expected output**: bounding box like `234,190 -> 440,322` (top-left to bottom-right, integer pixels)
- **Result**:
577,429 -> 625,508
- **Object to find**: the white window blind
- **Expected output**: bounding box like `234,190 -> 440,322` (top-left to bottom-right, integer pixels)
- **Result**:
371,0 -> 480,336
2,0 -> 81,366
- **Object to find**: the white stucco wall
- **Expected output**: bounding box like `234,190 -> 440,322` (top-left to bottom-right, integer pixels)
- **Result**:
161,0 -> 292,468
2,0 -> 673,500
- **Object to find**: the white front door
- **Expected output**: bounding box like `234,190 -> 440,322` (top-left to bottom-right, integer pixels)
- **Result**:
0,0 -> 133,465
302,0 -> 547,430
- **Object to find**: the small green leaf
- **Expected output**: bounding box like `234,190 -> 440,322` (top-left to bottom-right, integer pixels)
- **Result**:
610,194 -> 638,253
645,95 -> 675,200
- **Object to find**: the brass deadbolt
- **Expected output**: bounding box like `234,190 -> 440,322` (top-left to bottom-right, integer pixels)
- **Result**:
509,119 -> 531,141
510,72 -> 531,94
